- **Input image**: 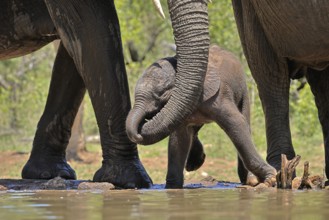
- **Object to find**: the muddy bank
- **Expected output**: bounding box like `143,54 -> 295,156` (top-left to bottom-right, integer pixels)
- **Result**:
0,177 -> 241,191
0,178 -> 114,191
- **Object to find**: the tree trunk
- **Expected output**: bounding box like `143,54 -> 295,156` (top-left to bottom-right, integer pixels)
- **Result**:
66,101 -> 86,161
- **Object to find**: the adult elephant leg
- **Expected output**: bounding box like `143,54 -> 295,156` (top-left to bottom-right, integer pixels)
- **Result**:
232,0 -> 295,170
22,42 -> 85,179
306,68 -> 329,179
44,0 -> 152,188
166,125 -> 193,189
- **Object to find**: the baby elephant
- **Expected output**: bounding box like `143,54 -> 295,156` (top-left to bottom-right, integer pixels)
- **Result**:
126,45 -> 276,188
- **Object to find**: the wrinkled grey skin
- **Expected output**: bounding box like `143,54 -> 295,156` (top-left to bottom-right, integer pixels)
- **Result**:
130,0 -> 210,145
0,0 -> 210,189
140,1 -> 329,182
127,45 -> 276,188
1,0 -> 151,188
231,1 -> 329,177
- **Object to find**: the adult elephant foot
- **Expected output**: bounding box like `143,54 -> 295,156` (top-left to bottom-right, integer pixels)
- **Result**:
22,156 -> 76,180
93,156 -> 152,189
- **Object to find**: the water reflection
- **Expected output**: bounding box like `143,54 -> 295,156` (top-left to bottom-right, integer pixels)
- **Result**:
1,189 -> 329,219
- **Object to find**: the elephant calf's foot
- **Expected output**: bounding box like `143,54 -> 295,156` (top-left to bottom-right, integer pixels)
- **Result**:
185,152 -> 206,172
93,157 -> 152,189
247,165 -> 277,187
165,183 -> 183,189
22,156 -> 76,180
165,175 -> 184,189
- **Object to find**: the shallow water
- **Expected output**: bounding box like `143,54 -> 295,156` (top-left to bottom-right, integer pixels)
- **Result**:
1,188 -> 329,220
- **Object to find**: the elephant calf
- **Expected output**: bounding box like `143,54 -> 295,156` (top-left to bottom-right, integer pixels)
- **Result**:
126,45 -> 276,188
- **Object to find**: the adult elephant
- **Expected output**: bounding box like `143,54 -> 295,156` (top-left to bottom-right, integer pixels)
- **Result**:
1,0 -> 210,188
138,1 -> 329,180
230,1 -> 329,174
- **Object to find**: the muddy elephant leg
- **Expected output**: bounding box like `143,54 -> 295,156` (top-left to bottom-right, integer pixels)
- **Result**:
43,0 -> 152,188
22,42 -> 85,180
215,101 -> 276,184
232,0 -> 295,171
306,68 -> 329,179
166,125 -> 193,189
185,125 -> 206,172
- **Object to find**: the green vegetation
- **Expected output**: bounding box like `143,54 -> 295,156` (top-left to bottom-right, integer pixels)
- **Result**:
0,0 -> 324,182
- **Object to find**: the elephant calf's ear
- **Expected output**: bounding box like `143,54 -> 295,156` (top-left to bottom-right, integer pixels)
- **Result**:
202,64 -> 220,102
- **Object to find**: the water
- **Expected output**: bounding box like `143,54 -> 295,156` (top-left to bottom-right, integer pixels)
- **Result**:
1,188 -> 329,220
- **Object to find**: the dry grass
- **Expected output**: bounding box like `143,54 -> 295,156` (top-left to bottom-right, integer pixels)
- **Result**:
0,140 -> 325,184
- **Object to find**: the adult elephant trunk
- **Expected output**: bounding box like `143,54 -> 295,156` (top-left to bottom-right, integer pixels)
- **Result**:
126,106 -> 146,144
136,0 -> 210,145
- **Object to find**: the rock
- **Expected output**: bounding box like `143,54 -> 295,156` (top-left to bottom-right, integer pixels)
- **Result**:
292,177 -> 302,189
78,182 -> 115,190
41,177 -> 68,190
255,183 -> 268,189
0,185 -> 7,191
201,175 -> 217,182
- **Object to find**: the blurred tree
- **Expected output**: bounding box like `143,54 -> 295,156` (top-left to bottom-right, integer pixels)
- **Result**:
0,46 -> 54,150
66,103 -> 86,161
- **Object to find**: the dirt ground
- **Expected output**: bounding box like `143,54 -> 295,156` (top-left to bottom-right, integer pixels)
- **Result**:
0,151 -> 240,184
1,149 -> 327,190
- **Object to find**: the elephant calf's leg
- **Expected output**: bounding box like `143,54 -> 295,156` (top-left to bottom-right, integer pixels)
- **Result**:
237,156 -> 259,185
22,43 -> 85,180
216,102 -> 276,185
238,156 -> 261,186
166,125 -> 193,189
185,126 -> 206,172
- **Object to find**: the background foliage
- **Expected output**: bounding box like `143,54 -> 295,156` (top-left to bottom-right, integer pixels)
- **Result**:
0,0 -> 324,181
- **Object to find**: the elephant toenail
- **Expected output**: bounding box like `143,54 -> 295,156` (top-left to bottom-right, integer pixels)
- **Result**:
58,170 -> 72,179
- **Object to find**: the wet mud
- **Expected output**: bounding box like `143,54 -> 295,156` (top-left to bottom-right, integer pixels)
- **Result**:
0,177 -> 240,191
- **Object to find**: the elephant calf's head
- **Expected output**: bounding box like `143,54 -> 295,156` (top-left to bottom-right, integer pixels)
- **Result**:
126,57 -> 178,144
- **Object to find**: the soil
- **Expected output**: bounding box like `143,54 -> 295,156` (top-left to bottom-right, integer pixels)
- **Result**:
0,150 -> 240,189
